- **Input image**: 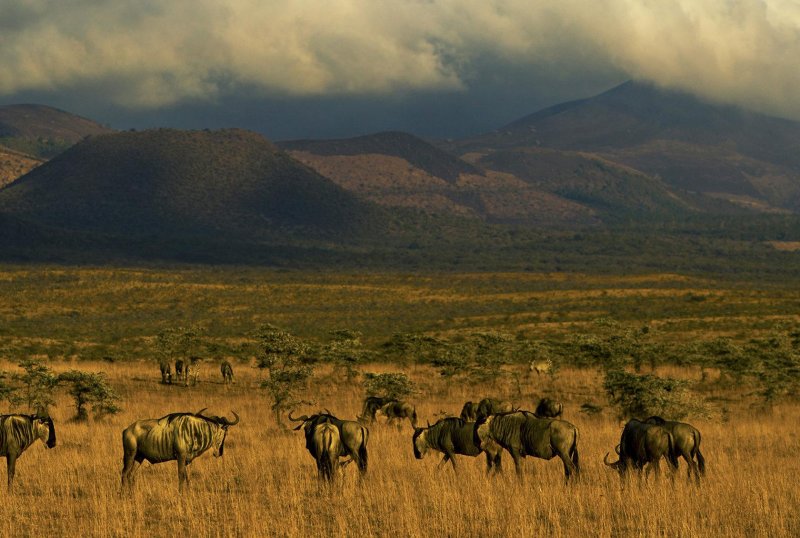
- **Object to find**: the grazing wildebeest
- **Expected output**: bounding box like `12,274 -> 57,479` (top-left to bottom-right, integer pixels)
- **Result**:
220,360 -> 234,385
459,401 -> 478,422
475,398 -> 514,421
121,409 -> 239,491
413,417 -> 502,474
159,359 -> 172,384
289,411 -> 369,475
474,411 -> 579,481
174,359 -> 186,384
645,416 -> 705,483
534,397 -> 563,418
0,414 -> 56,490
604,418 -> 678,482
359,396 -> 395,424
379,400 -> 418,429
529,358 -> 553,376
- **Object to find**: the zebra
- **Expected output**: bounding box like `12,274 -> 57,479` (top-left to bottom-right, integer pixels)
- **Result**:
121,408 -> 239,491
220,360 -> 234,385
0,414 -> 56,490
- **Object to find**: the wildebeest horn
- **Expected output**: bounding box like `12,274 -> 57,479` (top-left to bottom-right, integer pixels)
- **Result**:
288,411 -> 308,422
614,444 -> 621,455
604,452 -> 617,467
225,411 -> 240,426
196,408 -> 208,417
427,420 -> 431,428
324,408 -> 332,416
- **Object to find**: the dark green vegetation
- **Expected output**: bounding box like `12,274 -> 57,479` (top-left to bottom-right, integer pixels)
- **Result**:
0,359 -> 121,420
1,266 -> 798,414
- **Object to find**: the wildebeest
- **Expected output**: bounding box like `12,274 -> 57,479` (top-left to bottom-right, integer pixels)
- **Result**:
358,396 -> 395,424
379,400 -> 418,429
159,359 -> 172,384
413,417 -> 502,474
475,398 -> 514,421
604,418 -> 678,481
289,411 -> 369,475
311,418 -> 343,481
534,397 -> 563,418
174,359 -> 185,384
529,358 -> 553,376
121,409 -> 239,491
474,411 -> 579,481
0,414 -> 56,490
645,416 -> 705,483
459,401 -> 478,422
220,360 -> 234,385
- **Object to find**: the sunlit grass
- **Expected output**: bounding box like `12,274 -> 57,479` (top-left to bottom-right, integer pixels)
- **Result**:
0,360 -> 797,537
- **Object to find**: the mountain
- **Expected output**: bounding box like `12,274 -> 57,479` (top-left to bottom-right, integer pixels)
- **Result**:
450,81 -> 800,214
0,129 -> 382,246
280,131 -> 597,226
0,104 -> 113,159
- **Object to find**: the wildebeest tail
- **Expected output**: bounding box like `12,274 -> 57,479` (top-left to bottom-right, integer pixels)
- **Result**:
46,417 -> 56,448
695,430 -> 706,475
319,427 -> 337,481
358,426 -> 369,473
571,427 -> 580,474
667,432 -> 679,469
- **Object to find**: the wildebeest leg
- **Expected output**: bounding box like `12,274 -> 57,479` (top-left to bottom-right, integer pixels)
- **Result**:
6,453 -> 17,490
121,455 -> 144,489
509,448 -> 523,478
437,454 -> 450,469
177,456 -> 189,490
557,450 -> 577,483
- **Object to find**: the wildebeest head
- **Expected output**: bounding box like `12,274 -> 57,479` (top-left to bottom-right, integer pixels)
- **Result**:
603,450 -> 625,474
412,427 -> 428,459
535,398 -> 563,418
196,409 -> 239,457
31,415 -> 56,449
472,415 -> 494,450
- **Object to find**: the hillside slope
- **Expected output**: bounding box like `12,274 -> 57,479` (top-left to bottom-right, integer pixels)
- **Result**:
281,131 -> 597,226
0,104 -> 113,158
0,128 -> 382,242
451,81 -> 800,214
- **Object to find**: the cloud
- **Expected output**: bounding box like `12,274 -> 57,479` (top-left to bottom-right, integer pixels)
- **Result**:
1,0 -> 799,119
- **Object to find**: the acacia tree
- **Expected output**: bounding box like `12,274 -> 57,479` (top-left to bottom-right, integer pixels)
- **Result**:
320,329 -> 369,381
57,371 -> 122,421
9,359 -> 59,416
255,324 -> 314,429
363,372 -> 416,401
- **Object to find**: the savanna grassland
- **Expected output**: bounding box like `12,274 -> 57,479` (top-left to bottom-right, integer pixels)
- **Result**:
1,265 -> 800,537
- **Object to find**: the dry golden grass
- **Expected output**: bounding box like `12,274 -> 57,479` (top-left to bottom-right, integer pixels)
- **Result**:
1,360 -> 798,537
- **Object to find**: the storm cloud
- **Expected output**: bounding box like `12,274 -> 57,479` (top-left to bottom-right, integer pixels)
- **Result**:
1,0 -> 798,136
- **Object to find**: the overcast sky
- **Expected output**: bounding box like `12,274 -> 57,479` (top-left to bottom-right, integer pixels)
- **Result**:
1,0 -> 798,140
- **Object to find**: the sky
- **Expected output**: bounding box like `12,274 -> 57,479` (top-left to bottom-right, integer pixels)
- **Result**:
1,0 -> 799,140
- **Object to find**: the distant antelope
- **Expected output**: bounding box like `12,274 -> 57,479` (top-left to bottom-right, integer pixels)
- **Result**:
529,358 -> 553,376
220,360 -> 234,385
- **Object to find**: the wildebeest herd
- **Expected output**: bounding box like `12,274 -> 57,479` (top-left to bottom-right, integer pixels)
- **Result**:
0,363 -> 705,491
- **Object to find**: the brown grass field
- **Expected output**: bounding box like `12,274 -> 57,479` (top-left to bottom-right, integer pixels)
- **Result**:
1,266 -> 799,537
0,360 -> 798,538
